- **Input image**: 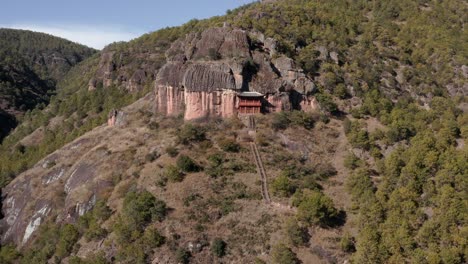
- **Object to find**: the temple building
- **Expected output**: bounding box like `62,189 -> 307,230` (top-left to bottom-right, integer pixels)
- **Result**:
237,92 -> 263,115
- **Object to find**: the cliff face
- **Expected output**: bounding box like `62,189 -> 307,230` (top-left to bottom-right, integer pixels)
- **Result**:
155,27 -> 318,120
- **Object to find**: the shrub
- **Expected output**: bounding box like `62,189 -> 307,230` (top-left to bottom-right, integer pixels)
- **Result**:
122,190 -> 167,232
289,111 -> 317,129
145,151 -> 159,163
0,244 -> 20,264
165,165 -> 184,182
142,228 -> 165,249
175,248 -> 191,264
176,155 -> 201,172
218,138 -> 240,152
69,252 -> 109,264
56,224 -> 80,259
166,146 -> 179,157
177,124 -> 206,145
148,121 -> 159,130
333,83 -> 348,99
296,190 -> 338,226
271,244 -> 298,264
316,93 -> 338,114
340,233 -> 355,253
211,238 -> 227,257
271,112 -> 290,130
344,153 -> 362,170
285,218 -> 309,246
271,175 -> 296,197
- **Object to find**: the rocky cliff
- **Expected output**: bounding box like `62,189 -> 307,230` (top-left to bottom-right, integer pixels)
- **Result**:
155,27 -> 318,120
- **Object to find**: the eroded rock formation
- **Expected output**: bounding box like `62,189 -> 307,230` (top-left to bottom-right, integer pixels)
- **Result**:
155,27 -> 318,120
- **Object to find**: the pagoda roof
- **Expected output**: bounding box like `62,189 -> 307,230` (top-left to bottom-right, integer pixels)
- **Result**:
237,91 -> 264,98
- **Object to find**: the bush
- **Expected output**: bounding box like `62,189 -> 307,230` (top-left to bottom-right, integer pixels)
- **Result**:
177,124 -> 206,145
142,228 -> 165,249
211,238 -> 227,257
176,155 -> 201,172
340,232 -> 355,253
344,153 -> 362,170
271,175 -> 296,197
316,93 -> 338,114
56,224 -> 80,259
165,165 -> 184,182
296,190 -> 338,226
218,138 -> 240,152
271,244 -> 298,264
0,244 -> 20,264
121,190 -> 167,232
69,252 -> 109,264
271,112 -> 291,130
145,151 -> 159,163
333,83 -> 348,99
166,146 -> 179,157
285,218 -> 309,246
289,111 -> 317,129
175,248 -> 191,264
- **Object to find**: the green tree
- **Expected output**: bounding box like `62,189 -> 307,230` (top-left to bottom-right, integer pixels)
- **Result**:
271,175 -> 296,197
296,190 -> 338,226
176,155 -> 201,172
271,244 -> 298,264
211,238 -> 227,257
284,218 -> 308,246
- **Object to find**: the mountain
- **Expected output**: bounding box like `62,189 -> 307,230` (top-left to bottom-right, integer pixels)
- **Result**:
0,0 -> 466,263
0,28 -> 97,140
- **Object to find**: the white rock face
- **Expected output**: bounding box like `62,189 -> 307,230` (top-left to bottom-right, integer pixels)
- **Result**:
43,168 -> 65,185
22,205 -> 50,244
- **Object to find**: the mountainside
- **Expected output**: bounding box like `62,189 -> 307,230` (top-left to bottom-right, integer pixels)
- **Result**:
0,0 -> 467,263
0,28 -> 96,140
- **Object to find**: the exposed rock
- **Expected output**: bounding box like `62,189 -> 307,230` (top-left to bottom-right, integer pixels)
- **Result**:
96,51 -> 116,88
183,63 -> 237,92
264,38 -> 278,57
192,28 -> 250,60
128,69 -> 148,92
461,65 -> 468,78
154,27 -> 318,120
184,90 -> 237,120
88,78 -> 97,91
317,46 -> 329,60
330,51 -> 339,64
107,109 -> 125,127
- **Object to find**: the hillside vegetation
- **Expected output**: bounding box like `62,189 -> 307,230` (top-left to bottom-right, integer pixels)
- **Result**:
0,29 -> 96,140
0,0 -> 466,263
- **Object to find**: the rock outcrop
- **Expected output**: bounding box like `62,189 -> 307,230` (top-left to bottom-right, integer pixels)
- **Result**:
155,27 -> 318,120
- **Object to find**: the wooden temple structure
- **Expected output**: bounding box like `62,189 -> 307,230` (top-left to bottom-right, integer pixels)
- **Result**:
237,92 -> 263,115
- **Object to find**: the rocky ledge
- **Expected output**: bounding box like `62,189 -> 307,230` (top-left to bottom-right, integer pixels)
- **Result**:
155,27 -> 318,120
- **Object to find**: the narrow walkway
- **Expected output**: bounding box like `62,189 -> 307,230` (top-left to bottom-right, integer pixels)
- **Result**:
248,115 -> 256,130
251,142 -> 271,203
248,115 -> 270,204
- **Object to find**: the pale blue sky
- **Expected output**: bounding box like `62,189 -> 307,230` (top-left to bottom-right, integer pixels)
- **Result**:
0,0 -> 256,49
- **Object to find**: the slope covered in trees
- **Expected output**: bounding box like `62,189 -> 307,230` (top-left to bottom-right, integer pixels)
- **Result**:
0,28 -> 96,140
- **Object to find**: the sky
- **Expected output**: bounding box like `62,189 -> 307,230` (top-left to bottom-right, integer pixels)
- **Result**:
0,0 -> 255,49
